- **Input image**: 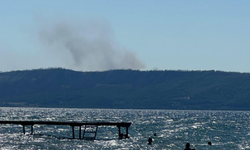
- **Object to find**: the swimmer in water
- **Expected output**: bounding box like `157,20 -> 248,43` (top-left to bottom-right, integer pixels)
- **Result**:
148,137 -> 152,145
184,143 -> 195,150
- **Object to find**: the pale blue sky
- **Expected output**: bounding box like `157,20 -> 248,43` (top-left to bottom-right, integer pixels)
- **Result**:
0,1 -> 249,72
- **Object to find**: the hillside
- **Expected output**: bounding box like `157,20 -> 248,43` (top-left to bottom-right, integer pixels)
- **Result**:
0,68 -> 250,110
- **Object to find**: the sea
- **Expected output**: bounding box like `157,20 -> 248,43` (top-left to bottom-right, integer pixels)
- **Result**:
0,107 -> 249,150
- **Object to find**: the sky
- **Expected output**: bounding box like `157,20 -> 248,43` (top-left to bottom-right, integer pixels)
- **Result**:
0,0 -> 249,72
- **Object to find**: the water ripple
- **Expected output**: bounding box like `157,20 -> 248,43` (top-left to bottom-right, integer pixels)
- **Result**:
0,107 -> 250,149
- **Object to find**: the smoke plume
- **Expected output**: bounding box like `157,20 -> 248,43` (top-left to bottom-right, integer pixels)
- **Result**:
39,21 -> 145,71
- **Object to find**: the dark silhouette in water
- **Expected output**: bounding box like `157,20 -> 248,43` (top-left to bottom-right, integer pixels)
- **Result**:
119,133 -> 130,139
154,133 -> 156,136
119,133 -> 124,139
125,134 -> 129,138
148,137 -> 152,145
184,143 -> 195,150
208,142 -> 212,145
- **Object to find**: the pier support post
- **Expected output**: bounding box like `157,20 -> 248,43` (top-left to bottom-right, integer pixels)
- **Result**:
118,126 -> 121,135
22,125 -> 25,134
94,126 -> 98,140
71,126 -> 75,139
79,126 -> 81,139
118,126 -> 122,139
31,125 -> 34,135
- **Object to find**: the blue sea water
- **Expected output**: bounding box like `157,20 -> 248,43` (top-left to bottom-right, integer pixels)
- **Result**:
0,107 -> 250,150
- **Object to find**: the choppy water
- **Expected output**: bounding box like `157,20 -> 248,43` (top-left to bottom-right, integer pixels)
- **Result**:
0,107 -> 250,150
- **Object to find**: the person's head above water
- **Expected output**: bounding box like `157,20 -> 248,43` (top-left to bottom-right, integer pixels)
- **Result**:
185,143 -> 190,148
208,142 -> 212,145
185,143 -> 195,150
148,137 -> 152,145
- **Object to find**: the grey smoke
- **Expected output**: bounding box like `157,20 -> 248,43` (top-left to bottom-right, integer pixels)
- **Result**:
39,22 -> 145,71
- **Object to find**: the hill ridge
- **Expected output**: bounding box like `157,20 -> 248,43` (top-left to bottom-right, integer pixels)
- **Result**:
0,68 -> 250,110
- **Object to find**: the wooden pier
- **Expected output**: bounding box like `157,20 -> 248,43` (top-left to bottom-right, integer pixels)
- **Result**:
0,121 -> 131,140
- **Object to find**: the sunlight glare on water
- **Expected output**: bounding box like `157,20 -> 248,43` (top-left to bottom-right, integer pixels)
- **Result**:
0,107 -> 250,149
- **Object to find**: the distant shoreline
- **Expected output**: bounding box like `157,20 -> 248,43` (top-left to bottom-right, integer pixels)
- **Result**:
1,68 -> 250,110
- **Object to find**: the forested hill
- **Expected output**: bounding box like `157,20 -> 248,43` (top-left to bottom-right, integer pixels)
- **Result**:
0,68 -> 250,110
